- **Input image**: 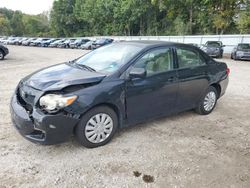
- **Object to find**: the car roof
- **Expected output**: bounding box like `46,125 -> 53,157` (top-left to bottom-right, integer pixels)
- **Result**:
118,40 -> 193,48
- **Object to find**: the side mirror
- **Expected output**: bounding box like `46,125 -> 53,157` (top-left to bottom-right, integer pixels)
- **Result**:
129,67 -> 146,79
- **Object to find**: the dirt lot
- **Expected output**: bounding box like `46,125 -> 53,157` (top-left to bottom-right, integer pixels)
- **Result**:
0,46 -> 250,188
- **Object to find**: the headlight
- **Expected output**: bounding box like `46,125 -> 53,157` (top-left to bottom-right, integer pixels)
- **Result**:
39,94 -> 77,112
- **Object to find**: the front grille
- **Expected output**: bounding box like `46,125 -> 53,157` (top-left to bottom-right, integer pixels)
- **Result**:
17,88 -> 33,113
17,84 -> 41,113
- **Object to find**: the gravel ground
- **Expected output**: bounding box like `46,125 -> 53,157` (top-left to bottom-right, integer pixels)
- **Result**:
0,46 -> 250,188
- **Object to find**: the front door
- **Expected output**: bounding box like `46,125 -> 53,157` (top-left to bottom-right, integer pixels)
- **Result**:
125,47 -> 178,125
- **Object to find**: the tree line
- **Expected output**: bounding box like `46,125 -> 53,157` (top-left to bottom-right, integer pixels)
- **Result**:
0,0 -> 249,37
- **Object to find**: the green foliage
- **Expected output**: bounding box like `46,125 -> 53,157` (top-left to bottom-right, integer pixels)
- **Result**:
10,11 -> 25,36
0,1 -> 249,37
0,8 -> 50,37
237,2 -> 250,34
0,14 -> 11,35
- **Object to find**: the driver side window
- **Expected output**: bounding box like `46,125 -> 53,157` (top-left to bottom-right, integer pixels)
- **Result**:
133,48 -> 173,76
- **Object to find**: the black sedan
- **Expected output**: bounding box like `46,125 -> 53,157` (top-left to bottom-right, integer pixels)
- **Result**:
10,41 -> 229,148
231,43 -> 250,60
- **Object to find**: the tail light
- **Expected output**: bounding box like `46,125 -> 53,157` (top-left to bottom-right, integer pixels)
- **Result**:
226,67 -> 230,75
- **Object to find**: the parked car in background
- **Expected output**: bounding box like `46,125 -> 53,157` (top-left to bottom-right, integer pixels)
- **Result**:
30,38 -> 50,47
0,37 -> 8,45
22,38 -> 36,46
91,38 -> 113,49
80,41 -> 94,50
69,38 -> 90,49
49,39 -> 65,48
231,43 -> 250,60
8,37 -> 22,45
58,39 -> 76,48
18,38 -> 28,45
200,41 -> 224,58
6,37 -> 16,45
29,38 -> 41,46
40,38 -> 59,47
0,43 -> 9,60
10,41 -> 229,147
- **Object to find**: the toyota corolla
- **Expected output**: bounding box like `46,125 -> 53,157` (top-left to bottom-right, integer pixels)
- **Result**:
10,41 -> 229,148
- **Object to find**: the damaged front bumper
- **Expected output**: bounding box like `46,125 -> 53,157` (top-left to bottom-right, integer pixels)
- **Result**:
10,94 -> 79,145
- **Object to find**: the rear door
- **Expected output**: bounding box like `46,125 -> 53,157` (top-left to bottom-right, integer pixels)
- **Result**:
175,47 -> 209,111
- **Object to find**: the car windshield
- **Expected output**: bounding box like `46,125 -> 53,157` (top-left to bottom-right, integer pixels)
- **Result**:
75,43 -> 143,74
238,43 -> 250,50
206,42 -> 220,47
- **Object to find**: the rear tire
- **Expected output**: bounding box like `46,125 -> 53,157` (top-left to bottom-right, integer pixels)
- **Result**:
75,106 -> 118,148
195,86 -> 218,115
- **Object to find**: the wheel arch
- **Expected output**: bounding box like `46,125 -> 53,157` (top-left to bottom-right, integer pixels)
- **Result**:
75,102 -> 123,131
210,83 -> 221,98
0,48 -> 5,59
0,48 -> 5,55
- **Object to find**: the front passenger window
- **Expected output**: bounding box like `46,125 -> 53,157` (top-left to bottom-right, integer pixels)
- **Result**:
133,48 -> 173,76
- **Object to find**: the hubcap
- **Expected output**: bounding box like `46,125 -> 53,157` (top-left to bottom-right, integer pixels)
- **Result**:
85,113 -> 113,143
203,91 -> 216,112
0,53 -> 3,59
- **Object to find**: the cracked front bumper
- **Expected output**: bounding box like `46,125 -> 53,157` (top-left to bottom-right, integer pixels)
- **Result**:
10,94 -> 79,145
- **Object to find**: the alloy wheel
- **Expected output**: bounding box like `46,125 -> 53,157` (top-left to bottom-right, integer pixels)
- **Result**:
203,91 -> 216,112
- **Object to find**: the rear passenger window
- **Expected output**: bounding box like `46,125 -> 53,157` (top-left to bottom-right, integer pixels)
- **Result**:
176,48 -> 206,68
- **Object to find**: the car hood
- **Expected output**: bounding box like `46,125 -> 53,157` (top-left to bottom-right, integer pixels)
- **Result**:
21,63 -> 106,91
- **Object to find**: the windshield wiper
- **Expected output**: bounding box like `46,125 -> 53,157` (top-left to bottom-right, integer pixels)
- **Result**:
75,63 -> 96,72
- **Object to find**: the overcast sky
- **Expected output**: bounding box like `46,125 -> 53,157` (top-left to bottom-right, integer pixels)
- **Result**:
0,0 -> 54,14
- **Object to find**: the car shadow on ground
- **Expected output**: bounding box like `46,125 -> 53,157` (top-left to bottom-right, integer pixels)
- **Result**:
13,110 -> 196,154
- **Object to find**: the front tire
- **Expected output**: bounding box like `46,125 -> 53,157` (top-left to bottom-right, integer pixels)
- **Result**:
75,106 -> 118,148
0,50 -> 4,60
195,86 -> 218,115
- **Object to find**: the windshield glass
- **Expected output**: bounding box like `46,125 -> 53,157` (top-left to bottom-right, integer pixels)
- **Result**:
238,43 -> 250,50
206,42 -> 220,47
75,43 -> 143,74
